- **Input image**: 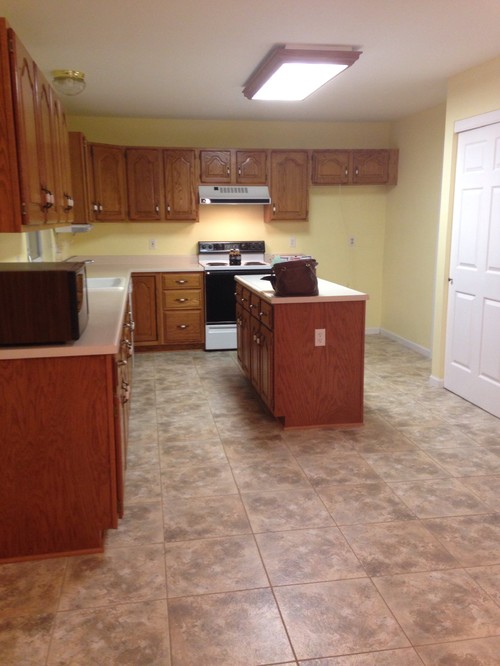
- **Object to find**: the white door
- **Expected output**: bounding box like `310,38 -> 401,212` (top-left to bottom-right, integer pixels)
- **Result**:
445,122 -> 500,418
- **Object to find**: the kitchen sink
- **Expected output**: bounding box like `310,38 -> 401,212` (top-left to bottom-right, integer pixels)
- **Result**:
87,276 -> 127,290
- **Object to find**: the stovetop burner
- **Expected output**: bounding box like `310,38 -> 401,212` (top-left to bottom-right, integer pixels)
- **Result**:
198,240 -> 271,271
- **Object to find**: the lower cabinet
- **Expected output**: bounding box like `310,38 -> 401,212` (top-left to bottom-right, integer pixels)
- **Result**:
0,352 -> 127,561
236,281 -> 365,428
132,271 -> 204,350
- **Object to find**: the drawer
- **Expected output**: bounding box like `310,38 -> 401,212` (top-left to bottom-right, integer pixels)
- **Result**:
249,292 -> 260,318
163,310 -> 203,343
259,299 -> 273,329
163,289 -> 202,310
162,272 -> 203,289
238,286 -> 252,311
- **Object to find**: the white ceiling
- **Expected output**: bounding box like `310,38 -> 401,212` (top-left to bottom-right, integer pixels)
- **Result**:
1,0 -> 499,122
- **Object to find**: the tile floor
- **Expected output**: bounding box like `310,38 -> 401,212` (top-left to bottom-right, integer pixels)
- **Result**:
1,335 -> 500,665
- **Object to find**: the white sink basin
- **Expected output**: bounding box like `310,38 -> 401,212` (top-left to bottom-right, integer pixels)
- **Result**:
87,276 -> 127,290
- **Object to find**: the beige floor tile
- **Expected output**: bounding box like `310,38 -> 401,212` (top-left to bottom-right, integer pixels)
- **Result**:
158,438 -> 227,467
230,455 -> 311,492
0,558 -> 67,617
168,588 -> 294,665
0,613 -> 53,666
465,564 -> 500,604
298,648 -> 424,665
163,495 -> 251,541
165,534 -> 268,597
417,636 -> 500,665
241,488 -> 335,532
423,514 -> 500,566
373,569 -> 500,645
104,500 -> 164,548
425,444 -> 500,476
361,450 -> 449,481
58,544 -> 167,611
47,600 -> 170,666
340,520 -> 458,576
296,452 -> 383,486
275,578 -> 409,660
317,482 -> 416,525
388,477 -> 491,517
160,460 -> 238,497
256,527 -> 365,585
458,475 -> 500,510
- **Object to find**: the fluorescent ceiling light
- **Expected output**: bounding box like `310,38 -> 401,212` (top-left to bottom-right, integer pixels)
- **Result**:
243,45 -> 362,101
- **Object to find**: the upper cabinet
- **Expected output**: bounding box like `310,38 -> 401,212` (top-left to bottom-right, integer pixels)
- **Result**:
0,19 -> 74,232
199,149 -> 267,184
266,150 -> 309,222
89,144 -> 127,221
126,148 -> 163,221
311,149 -> 399,186
164,149 -> 198,220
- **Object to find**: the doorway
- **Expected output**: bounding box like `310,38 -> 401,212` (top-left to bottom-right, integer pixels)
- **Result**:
444,120 -> 500,418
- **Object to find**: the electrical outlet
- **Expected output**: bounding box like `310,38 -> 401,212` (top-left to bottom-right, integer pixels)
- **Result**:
289,236 -> 296,248
315,328 -> 326,346
149,239 -> 157,250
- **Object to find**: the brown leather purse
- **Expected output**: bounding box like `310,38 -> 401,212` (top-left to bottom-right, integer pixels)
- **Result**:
270,258 -> 319,296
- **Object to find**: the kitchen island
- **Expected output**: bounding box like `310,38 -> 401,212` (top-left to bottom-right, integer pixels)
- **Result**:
235,275 -> 368,428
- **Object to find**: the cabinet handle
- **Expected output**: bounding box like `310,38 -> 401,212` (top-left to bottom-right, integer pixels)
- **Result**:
176,297 -> 189,302
176,279 -> 187,284
178,324 -> 189,329
41,187 -> 53,210
117,359 -> 127,366
167,204 -> 171,213
238,167 -> 242,175
155,204 -> 160,213
226,167 -> 230,175
344,167 -> 348,177
355,167 -> 359,176
64,193 -> 74,211
92,202 -> 99,212
249,303 -> 254,309
272,204 -> 276,214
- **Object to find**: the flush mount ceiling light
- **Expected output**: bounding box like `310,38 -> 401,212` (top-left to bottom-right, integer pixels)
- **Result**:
51,70 -> 86,96
243,44 -> 362,101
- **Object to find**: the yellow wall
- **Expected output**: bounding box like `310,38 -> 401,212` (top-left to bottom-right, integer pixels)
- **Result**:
382,103 -> 446,352
431,56 -> 500,379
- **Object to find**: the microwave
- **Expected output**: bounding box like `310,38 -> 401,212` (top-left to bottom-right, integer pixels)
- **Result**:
0,262 -> 89,345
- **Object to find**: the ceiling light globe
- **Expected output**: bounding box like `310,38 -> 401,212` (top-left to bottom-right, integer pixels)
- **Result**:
51,70 -> 86,96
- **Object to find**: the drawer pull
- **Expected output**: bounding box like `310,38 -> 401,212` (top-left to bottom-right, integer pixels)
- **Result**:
178,324 -> 189,329
176,298 -> 189,303
176,279 -> 187,284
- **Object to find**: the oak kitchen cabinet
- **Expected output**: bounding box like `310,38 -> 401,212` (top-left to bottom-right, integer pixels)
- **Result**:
236,276 -> 366,428
311,149 -> 399,186
164,149 -> 198,220
0,288 -> 133,562
132,271 -> 204,350
199,149 -> 267,184
126,147 -> 163,221
89,143 -> 128,221
0,18 -> 74,232
265,150 -> 309,222
131,273 -> 162,345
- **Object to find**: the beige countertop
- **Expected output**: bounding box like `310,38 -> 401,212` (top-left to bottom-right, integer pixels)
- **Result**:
235,274 -> 369,303
0,255 -> 202,361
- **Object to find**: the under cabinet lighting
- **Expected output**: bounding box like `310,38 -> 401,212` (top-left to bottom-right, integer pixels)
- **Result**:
243,45 -> 362,101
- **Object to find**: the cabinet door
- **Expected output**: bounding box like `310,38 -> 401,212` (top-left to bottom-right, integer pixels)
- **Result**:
235,150 -> 267,184
311,150 -> 350,185
236,303 -> 251,375
126,148 -> 162,220
259,323 -> 274,410
131,273 -> 161,344
36,74 -> 59,224
266,150 -> 309,221
90,144 -> 127,220
8,29 -> 45,225
199,149 -> 231,183
69,131 -> 94,223
51,95 -> 74,223
164,149 -> 198,220
351,149 -> 392,185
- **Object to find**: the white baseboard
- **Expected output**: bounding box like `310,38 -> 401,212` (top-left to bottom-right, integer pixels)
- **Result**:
378,328 -> 432,358
429,375 -> 444,387
365,327 -> 381,336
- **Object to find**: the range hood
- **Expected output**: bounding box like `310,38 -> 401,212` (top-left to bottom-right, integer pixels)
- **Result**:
199,185 -> 271,205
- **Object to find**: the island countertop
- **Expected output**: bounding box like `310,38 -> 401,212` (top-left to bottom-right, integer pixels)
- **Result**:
235,274 -> 369,303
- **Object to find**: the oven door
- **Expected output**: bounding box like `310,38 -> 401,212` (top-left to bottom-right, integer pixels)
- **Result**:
205,269 -> 270,324
204,269 -> 271,350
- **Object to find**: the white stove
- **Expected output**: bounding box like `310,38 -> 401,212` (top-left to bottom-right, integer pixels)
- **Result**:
198,240 -> 272,350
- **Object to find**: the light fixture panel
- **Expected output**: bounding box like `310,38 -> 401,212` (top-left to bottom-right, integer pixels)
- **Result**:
243,45 -> 361,101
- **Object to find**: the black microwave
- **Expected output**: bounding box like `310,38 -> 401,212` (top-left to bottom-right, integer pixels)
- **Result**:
0,262 -> 89,345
